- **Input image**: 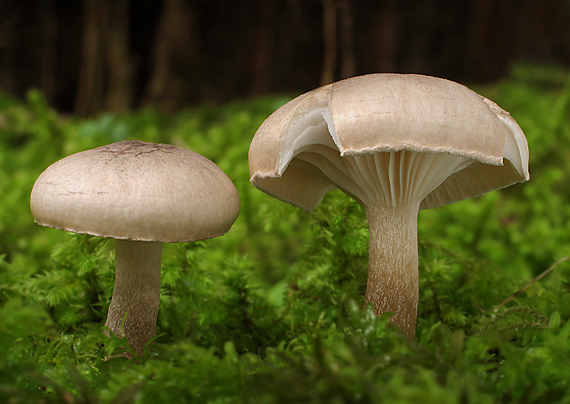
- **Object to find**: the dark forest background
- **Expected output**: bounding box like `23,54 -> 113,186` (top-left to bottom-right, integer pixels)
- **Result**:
1,0 -> 569,116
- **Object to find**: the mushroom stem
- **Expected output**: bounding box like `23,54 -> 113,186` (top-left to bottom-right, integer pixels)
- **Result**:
364,202 -> 420,339
105,239 -> 163,357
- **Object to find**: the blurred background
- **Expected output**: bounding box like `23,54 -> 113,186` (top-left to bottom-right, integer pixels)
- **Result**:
1,0 -> 570,116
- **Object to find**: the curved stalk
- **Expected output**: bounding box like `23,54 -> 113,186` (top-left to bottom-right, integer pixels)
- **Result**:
364,203 -> 419,339
105,240 -> 163,357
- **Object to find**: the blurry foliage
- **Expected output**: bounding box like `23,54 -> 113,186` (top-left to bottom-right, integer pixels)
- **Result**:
1,64 -> 570,402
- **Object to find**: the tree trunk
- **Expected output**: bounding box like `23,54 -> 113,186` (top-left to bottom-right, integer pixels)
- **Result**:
41,0 -> 57,104
145,0 -> 199,109
375,0 -> 398,73
75,0 -> 104,116
250,0 -> 277,95
104,0 -> 133,112
321,0 -> 337,85
337,0 -> 355,79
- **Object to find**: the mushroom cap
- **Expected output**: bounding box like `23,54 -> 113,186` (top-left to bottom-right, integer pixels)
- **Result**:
249,73 -> 529,210
31,140 -> 241,242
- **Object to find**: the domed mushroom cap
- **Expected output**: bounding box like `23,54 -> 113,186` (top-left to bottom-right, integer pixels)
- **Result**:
31,140 -> 240,242
249,73 -> 529,210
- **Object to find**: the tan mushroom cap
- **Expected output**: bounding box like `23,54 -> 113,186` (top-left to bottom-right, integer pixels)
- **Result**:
249,73 -> 529,210
31,140 -> 241,242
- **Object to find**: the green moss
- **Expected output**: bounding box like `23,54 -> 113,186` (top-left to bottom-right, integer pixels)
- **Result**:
1,65 -> 570,402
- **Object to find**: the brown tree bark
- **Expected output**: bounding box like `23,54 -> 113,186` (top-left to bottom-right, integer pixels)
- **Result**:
375,0 -> 399,73
337,0 -> 355,79
250,0 -> 277,95
75,0 -> 133,116
321,0 -> 337,85
145,0 -> 199,109
321,0 -> 356,83
104,0 -> 133,112
1,0 -> 567,114
41,0 -> 57,104
75,0 -> 104,116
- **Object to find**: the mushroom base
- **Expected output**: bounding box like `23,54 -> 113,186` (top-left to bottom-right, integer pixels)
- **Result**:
365,203 -> 419,339
105,240 -> 163,357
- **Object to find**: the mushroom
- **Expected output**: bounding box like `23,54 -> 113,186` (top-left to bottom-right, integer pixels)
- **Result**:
248,74 -> 529,338
31,140 -> 240,356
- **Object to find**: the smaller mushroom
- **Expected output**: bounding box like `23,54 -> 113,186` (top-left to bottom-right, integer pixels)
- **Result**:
31,140 -> 240,357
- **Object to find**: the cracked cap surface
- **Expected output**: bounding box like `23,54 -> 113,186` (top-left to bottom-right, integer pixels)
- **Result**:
30,140 -> 241,242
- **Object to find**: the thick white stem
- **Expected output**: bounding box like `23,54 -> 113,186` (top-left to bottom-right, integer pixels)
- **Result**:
365,203 -> 420,339
105,239 -> 162,356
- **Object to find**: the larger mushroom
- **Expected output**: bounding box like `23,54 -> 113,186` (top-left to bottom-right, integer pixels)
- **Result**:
31,140 -> 240,356
248,74 -> 529,339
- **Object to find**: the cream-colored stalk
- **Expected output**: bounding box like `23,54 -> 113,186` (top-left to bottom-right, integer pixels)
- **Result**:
105,240 -> 162,357
365,203 -> 419,338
